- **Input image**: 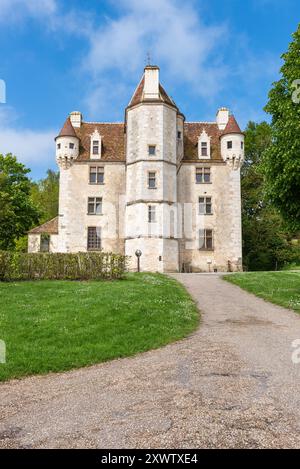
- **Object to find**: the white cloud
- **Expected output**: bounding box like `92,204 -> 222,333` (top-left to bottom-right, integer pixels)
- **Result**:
0,0 -> 57,23
82,0 -> 228,117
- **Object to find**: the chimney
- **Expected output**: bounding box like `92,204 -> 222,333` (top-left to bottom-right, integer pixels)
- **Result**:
216,108 -> 229,130
144,65 -> 160,100
70,111 -> 82,128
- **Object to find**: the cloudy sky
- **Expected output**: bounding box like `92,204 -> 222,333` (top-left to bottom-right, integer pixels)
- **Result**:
0,0 -> 298,179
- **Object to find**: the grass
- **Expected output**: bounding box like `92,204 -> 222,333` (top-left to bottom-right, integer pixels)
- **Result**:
224,271 -> 300,313
0,273 -> 199,382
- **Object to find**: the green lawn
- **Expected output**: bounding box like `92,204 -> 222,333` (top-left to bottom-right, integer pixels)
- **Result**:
224,272 -> 300,312
0,273 -> 199,382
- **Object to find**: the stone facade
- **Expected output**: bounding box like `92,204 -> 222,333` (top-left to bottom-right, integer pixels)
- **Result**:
28,65 -> 244,272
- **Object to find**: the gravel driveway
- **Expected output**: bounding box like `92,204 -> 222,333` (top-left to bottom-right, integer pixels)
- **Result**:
1,273 -> 300,449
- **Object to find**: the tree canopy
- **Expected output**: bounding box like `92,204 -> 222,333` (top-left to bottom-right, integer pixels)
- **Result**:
0,154 -> 40,250
263,23 -> 300,231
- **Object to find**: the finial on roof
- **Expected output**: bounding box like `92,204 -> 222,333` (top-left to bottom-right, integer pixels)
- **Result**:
146,51 -> 151,66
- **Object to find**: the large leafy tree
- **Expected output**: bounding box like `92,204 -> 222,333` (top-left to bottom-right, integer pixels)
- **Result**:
31,169 -> 59,224
0,154 -> 40,250
263,23 -> 300,231
242,122 -> 299,271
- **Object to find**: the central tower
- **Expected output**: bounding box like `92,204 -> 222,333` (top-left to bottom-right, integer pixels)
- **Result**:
125,66 -> 184,272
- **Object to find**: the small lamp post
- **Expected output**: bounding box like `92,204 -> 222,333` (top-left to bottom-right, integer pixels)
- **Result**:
135,249 -> 142,272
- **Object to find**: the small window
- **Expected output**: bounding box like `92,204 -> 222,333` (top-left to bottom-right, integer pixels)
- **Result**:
199,229 -> 213,250
201,142 -> 208,157
196,167 -> 211,184
88,197 -> 102,215
199,197 -> 212,215
40,234 -> 50,253
148,172 -> 156,189
227,141 -> 233,149
148,205 -> 156,223
89,166 -> 104,184
92,140 -> 100,155
241,141 -> 244,149
87,227 -> 101,250
148,145 -> 156,156
69,142 -> 74,149
177,131 -> 182,139
57,143 -> 61,150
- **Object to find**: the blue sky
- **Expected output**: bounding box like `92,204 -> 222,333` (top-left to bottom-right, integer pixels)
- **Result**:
0,0 -> 299,180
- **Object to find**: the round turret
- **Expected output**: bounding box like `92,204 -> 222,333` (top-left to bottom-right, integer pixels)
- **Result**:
55,117 -> 79,169
220,115 -> 244,170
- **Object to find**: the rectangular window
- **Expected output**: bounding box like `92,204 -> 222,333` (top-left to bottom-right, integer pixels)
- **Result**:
199,197 -> 212,215
89,166 -> 104,184
196,167 -> 211,184
92,140 -> 100,155
227,141 -> 233,149
148,172 -> 156,189
199,229 -> 213,250
148,145 -> 156,156
40,234 -> 50,253
57,143 -> 61,150
69,143 -> 74,149
87,227 -> 101,250
177,131 -> 182,139
201,142 -> 208,157
88,197 -> 102,215
241,141 -> 244,149
148,205 -> 156,223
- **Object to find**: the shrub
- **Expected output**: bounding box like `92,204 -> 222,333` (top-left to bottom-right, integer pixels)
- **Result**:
0,251 -> 128,281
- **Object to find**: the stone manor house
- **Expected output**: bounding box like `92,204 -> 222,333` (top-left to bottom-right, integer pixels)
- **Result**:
28,65 -> 245,272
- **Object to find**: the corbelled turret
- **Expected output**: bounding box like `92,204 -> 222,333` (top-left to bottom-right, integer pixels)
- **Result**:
55,116 -> 80,169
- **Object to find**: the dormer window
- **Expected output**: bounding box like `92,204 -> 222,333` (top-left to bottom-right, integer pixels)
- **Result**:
93,141 -> 99,155
198,130 -> 211,159
90,129 -> 102,159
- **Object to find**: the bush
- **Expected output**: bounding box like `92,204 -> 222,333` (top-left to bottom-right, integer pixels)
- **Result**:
0,251 -> 128,281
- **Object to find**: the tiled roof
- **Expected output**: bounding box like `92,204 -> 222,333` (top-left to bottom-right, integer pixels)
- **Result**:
128,75 -> 179,110
183,122 -> 223,161
223,115 -> 243,135
75,123 -> 125,161
28,217 -> 59,234
56,117 -> 77,139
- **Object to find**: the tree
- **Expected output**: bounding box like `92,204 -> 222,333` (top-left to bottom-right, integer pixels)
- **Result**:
242,122 -> 299,271
0,154 -> 40,250
263,23 -> 300,231
31,169 -> 59,224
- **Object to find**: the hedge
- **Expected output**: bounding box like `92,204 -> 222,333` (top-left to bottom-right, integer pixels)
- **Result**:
0,251 -> 128,281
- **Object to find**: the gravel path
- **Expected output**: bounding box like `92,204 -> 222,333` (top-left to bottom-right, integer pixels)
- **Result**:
1,274 -> 300,449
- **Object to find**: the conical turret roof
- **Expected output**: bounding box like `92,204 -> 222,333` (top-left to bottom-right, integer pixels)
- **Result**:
55,117 -> 78,140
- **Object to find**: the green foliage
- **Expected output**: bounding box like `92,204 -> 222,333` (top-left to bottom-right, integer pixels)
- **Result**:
263,23 -> 300,230
242,121 -> 300,271
30,169 -> 59,224
0,154 -> 40,250
0,251 -> 128,281
0,274 -> 199,381
224,272 -> 300,312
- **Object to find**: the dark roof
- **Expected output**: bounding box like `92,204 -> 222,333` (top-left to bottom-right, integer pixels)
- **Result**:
128,75 -> 179,111
56,117 -> 77,140
223,115 -> 243,135
28,217 -> 59,235
75,123 -> 125,161
183,123 -> 223,161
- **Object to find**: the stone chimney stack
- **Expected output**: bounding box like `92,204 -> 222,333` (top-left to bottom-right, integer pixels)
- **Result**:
216,107 -> 229,130
144,65 -> 160,100
69,111 -> 82,128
